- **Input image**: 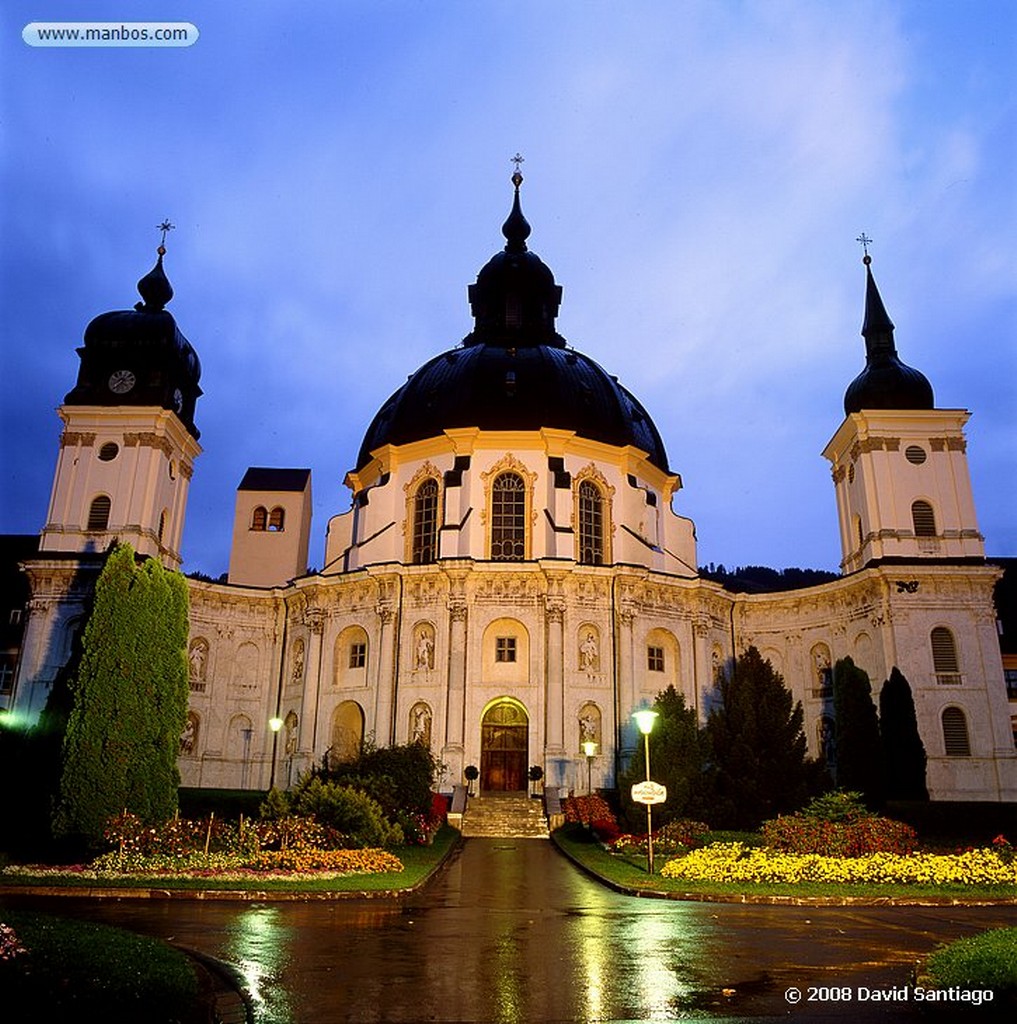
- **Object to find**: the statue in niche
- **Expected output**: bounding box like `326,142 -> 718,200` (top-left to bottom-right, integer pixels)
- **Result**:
579,705 -> 600,745
284,711 -> 299,755
291,639 -> 305,683
180,713 -> 198,754
188,642 -> 207,681
411,703 -> 432,747
814,648 -> 832,689
415,627 -> 434,671
579,630 -> 599,671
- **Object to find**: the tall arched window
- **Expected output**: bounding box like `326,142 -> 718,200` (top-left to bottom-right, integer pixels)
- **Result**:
578,480 -> 604,565
491,472 -> 526,561
86,495 -> 111,531
251,506 -> 267,531
941,707 -> 970,756
268,506 -> 285,531
931,627 -> 961,685
912,500 -> 937,537
157,509 -> 168,544
412,478 -> 439,564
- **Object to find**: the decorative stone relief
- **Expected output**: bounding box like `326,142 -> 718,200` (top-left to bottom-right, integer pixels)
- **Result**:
578,702 -> 601,747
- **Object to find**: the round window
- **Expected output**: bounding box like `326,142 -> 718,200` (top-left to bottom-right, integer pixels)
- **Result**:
905,445 -> 927,465
98,442 -> 119,462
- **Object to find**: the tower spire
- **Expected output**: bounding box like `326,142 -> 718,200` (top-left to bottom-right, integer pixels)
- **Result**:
502,154 -> 531,253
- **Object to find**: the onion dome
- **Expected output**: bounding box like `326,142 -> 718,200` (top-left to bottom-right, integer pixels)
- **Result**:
843,254 -> 933,415
65,239 -> 202,439
356,173 -> 669,472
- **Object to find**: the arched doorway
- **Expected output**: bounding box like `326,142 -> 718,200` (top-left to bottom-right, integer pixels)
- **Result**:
480,699 -> 528,792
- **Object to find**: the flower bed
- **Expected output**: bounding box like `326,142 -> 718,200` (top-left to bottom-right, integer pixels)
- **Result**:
659,842 -> 1017,886
610,819 -> 710,856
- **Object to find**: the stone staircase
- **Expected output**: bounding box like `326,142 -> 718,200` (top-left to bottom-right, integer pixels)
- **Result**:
460,793 -> 550,838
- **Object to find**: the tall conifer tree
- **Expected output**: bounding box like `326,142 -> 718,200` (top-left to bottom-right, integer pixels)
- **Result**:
832,656 -> 884,808
619,685 -> 709,829
879,667 -> 928,801
53,544 -> 190,844
705,646 -> 810,829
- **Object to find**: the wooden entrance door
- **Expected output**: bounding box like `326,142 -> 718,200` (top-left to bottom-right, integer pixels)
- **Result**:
480,701 -> 528,791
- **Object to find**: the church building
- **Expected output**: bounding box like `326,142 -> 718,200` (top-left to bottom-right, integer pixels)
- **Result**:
9,175 -> 1016,802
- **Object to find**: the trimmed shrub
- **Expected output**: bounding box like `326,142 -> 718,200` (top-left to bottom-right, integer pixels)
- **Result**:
290,778 -> 404,848
761,812 -> 917,857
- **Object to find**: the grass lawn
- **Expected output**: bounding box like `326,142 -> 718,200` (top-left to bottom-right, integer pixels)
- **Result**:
922,927 -> 1017,994
554,825 -> 1017,902
0,825 -> 460,896
0,910 -> 201,1023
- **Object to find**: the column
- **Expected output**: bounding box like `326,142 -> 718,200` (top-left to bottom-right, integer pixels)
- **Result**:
544,598 -> 566,757
373,605 -> 396,746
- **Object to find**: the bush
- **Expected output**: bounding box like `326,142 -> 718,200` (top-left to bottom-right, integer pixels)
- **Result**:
562,794 -> 617,827
799,790 -> 868,823
290,778 -> 403,848
762,813 -> 917,857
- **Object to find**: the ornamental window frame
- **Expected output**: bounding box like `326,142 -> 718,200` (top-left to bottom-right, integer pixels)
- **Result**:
481,454 -> 537,562
403,461 -> 443,564
573,464 -> 614,566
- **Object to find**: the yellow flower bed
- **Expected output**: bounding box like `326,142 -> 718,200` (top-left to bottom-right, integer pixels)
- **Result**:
247,848 -> 404,874
658,843 -> 1017,887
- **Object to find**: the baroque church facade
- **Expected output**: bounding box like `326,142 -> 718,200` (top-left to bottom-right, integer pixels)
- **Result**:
9,176 -> 1017,802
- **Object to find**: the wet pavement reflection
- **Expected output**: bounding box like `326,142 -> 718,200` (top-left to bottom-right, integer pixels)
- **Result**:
3,838 -> 1014,1022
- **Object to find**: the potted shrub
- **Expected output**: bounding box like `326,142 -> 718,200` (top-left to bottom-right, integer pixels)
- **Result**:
528,764 -> 544,798
464,764 -> 479,797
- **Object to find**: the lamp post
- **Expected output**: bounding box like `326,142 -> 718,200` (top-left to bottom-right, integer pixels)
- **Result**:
632,709 -> 659,874
268,717 -> 284,789
581,740 -> 598,795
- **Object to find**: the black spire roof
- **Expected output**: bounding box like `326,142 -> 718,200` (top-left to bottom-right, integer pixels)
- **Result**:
843,254 -> 933,415
65,242 -> 202,439
356,174 -> 669,472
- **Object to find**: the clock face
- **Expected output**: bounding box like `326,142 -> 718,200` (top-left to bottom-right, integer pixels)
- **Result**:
172,388 -> 184,413
108,369 -> 136,395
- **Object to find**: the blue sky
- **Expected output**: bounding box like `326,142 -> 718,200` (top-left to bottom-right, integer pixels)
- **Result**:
2,1 -> 1014,576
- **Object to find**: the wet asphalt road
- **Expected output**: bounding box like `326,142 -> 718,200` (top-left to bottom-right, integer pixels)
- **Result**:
3,837 -> 1014,1022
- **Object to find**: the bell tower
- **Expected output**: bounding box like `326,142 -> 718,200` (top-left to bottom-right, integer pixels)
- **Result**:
823,250 -> 984,573
39,230 -> 202,568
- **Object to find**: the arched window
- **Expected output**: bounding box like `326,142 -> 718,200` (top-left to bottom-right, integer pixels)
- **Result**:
578,480 -> 604,565
931,627 -> 961,685
268,506 -> 285,531
941,707 -> 970,757
251,506 -> 267,531
412,478 -> 439,564
912,500 -> 937,537
86,495 -> 111,531
157,509 -> 168,544
491,472 -> 526,561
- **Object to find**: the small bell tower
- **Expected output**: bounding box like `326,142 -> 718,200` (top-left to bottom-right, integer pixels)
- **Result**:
40,225 -> 202,568
823,244 -> 984,573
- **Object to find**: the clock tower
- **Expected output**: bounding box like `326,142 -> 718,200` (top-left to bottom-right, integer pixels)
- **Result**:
39,239 -> 202,567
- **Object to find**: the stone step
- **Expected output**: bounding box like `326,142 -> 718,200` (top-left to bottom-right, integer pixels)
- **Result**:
460,795 -> 550,839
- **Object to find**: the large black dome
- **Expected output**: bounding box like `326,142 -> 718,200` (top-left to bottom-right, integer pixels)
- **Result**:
356,175 -> 669,472
357,341 -> 669,471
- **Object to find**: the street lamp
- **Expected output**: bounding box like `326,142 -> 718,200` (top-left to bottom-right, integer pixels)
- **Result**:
632,709 -> 659,874
268,717 -> 284,789
581,740 -> 598,795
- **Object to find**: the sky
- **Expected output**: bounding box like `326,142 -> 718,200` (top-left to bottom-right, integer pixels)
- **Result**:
1,0 -> 1014,577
